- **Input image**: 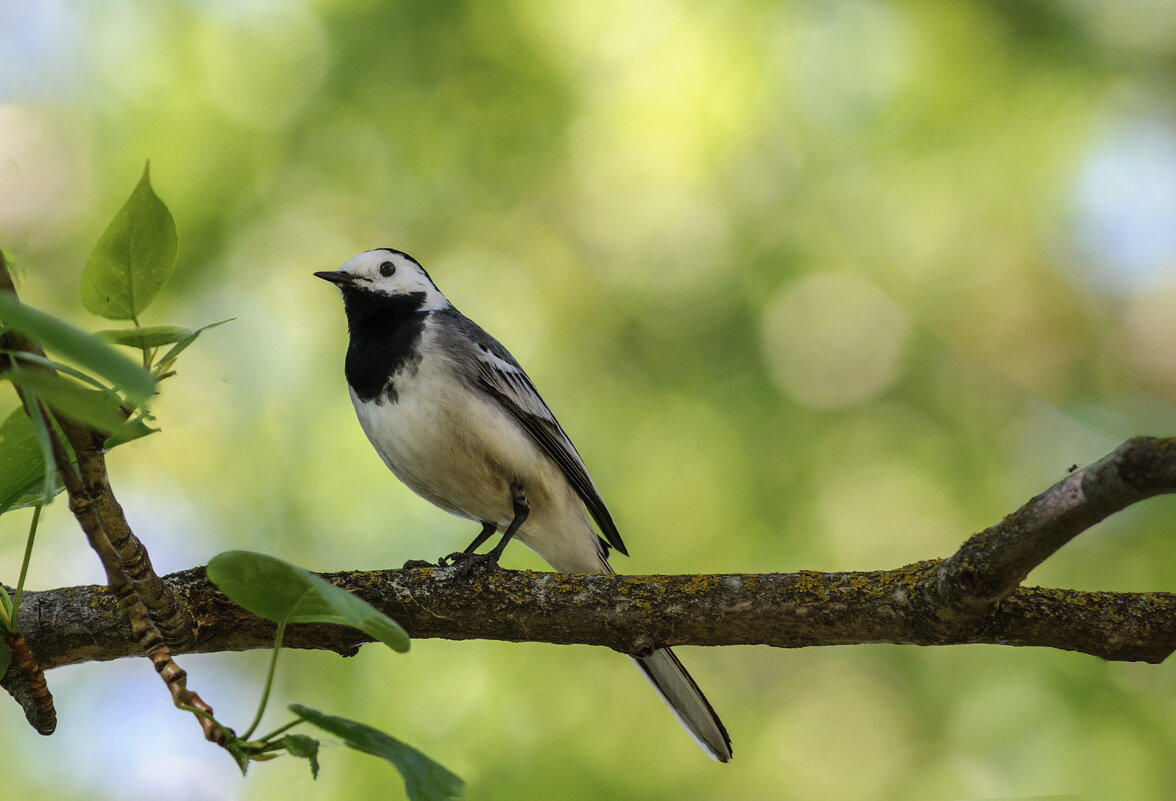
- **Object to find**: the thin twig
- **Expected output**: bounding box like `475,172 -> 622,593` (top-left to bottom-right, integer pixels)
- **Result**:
0,258 -> 215,740
40,410 -> 228,744
930,436 -> 1176,617
69,440 -> 197,649
0,257 -> 196,648
1,632 -> 56,734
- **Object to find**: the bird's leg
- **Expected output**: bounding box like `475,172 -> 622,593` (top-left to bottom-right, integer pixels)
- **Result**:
439,521 -> 497,567
408,522 -> 497,569
486,487 -> 529,563
463,521 -> 499,554
449,488 -> 529,577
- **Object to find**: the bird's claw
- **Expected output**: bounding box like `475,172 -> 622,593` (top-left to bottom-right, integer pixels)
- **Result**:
443,550 -> 501,578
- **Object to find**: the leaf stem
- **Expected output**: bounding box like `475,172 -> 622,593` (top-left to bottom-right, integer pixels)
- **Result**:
241,620 -> 286,740
11,503 -> 42,621
256,718 -> 305,744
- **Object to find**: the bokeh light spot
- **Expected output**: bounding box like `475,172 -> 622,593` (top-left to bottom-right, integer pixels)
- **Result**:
761,271 -> 910,408
1070,110 -> 1176,293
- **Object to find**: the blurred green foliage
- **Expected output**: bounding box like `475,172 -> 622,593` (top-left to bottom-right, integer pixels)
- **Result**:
2,1 -> 1176,799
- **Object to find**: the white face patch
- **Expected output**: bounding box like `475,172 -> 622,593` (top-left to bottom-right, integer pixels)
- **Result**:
337,249 -> 449,310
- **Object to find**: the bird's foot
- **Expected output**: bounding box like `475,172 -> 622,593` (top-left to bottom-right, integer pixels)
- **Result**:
442,550 -> 502,579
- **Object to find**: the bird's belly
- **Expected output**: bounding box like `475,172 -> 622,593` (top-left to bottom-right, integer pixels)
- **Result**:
349,379 -> 540,525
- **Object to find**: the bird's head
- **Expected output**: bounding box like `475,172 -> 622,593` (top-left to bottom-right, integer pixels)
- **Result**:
315,248 -> 449,311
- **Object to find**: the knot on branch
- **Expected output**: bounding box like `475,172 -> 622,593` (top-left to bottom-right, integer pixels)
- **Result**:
67,493 -> 96,518
628,633 -> 657,658
926,558 -> 1003,623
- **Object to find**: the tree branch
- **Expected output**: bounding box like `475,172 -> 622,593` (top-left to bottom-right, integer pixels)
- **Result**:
12,427 -> 1176,692
18,563 -> 1176,670
930,436 -> 1176,617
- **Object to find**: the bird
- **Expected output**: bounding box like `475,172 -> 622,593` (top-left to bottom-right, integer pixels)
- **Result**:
315,247 -> 733,763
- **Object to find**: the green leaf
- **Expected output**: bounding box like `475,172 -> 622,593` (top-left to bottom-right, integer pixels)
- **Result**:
81,161 -> 178,321
206,551 -> 410,652
0,293 -> 155,404
0,351 -> 115,393
23,394 -> 60,503
6,370 -> 132,435
290,705 -> 464,801
225,738 -> 253,776
0,408 -> 50,514
97,325 -> 194,350
155,318 -> 234,368
0,406 -> 154,515
104,417 -> 157,449
280,733 -> 321,779
98,319 -> 233,377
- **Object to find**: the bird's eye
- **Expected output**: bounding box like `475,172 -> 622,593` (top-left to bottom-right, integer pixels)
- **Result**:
379,261 -> 396,278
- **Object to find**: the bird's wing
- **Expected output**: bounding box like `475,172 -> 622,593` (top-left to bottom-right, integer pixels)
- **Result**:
451,313 -> 628,557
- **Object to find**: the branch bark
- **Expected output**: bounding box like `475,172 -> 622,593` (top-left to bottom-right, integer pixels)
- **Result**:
19,563 -> 1176,670
0,372 -> 1173,745
15,436 -> 1176,670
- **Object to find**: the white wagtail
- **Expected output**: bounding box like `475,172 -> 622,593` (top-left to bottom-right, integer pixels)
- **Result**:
315,248 -> 732,762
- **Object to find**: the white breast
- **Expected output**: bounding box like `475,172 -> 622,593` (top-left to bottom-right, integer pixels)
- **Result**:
350,346 -> 533,524
349,329 -> 609,574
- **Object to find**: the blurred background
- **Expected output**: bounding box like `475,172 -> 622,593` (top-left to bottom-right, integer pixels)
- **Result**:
2,0 -> 1176,798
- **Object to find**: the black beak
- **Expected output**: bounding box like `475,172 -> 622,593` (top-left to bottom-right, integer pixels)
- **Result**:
314,270 -> 355,285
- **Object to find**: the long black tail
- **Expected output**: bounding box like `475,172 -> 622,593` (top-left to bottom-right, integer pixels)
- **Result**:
633,647 -> 733,762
